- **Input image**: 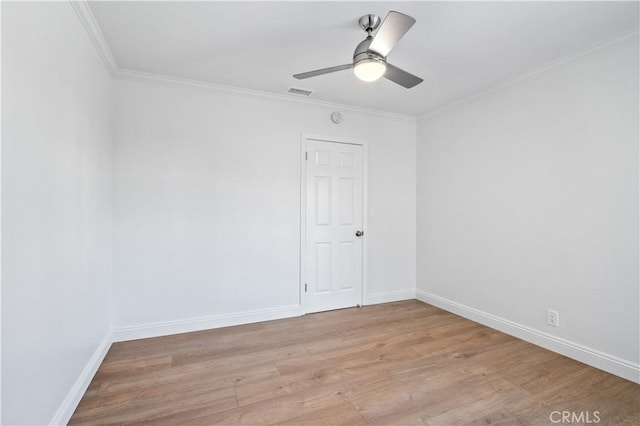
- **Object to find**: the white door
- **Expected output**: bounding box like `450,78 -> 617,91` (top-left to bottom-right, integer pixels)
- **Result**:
305,138 -> 364,313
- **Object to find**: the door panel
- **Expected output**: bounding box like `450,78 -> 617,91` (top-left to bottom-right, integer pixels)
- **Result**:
315,243 -> 332,292
339,178 -> 354,225
338,241 -> 355,290
315,177 -> 331,225
305,139 -> 363,313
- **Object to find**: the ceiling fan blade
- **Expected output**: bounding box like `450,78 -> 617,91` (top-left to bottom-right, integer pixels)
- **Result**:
384,63 -> 423,88
293,64 -> 353,79
368,11 -> 416,57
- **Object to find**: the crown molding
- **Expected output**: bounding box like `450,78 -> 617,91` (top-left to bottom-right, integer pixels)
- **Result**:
418,29 -> 640,122
69,0 -> 119,76
114,68 -> 417,122
69,0 -> 414,121
68,0 -> 638,123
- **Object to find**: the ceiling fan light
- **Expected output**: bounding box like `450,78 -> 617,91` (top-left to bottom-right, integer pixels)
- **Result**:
353,59 -> 386,82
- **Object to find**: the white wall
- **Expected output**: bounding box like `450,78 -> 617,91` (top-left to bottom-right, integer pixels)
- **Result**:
417,35 -> 639,378
1,2 -> 113,424
112,77 -> 416,335
4,3 -> 635,423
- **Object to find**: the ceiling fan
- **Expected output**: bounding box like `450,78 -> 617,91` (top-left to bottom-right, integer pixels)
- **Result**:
293,11 -> 423,89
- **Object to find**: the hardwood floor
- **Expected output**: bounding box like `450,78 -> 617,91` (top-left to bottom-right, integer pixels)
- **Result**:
70,300 -> 639,425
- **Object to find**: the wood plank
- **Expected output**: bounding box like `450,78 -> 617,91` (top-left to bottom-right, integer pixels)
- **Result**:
70,300 -> 639,425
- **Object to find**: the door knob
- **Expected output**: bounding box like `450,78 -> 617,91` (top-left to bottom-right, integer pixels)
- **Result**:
355,230 -> 364,237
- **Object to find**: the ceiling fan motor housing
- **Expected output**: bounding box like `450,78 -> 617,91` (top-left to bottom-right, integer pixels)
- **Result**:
353,35 -> 385,65
354,15 -> 385,66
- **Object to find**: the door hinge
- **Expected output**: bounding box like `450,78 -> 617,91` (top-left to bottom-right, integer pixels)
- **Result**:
305,151 -> 308,161
305,283 -> 308,292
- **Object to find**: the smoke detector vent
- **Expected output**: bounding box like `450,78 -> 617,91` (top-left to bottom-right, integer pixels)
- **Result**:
288,87 -> 313,97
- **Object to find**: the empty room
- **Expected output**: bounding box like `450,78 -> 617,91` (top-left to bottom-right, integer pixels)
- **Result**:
1,1 -> 639,425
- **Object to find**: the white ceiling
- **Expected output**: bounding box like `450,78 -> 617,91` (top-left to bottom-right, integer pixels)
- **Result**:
89,1 -> 639,116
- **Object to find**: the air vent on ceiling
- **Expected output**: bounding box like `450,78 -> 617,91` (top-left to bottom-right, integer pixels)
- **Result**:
287,87 -> 313,97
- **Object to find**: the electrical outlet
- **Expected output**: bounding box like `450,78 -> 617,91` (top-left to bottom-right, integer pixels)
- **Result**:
547,309 -> 559,327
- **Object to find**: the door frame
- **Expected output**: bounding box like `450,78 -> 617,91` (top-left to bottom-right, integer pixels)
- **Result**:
299,133 -> 368,314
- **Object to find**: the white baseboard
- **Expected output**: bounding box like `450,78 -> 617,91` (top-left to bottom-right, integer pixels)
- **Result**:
366,289 -> 416,305
49,292 -> 638,426
416,290 -> 640,384
50,332 -> 113,425
113,304 -> 303,342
